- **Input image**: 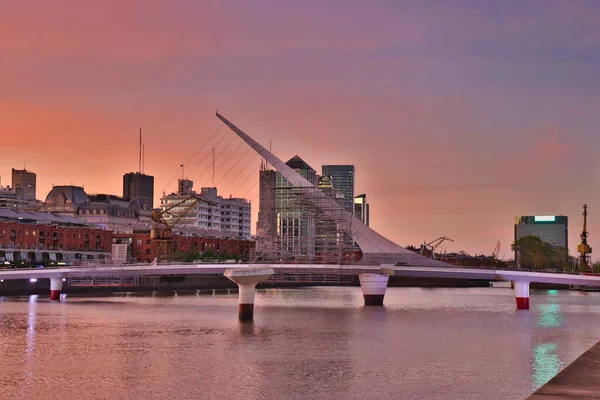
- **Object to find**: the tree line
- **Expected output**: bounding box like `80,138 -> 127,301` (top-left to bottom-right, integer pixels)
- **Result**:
512,235 -> 600,273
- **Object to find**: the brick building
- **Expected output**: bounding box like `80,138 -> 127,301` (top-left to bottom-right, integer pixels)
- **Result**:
0,210 -> 112,264
113,231 -> 255,263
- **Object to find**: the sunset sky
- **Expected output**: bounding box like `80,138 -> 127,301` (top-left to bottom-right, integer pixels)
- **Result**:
1,0 -> 599,258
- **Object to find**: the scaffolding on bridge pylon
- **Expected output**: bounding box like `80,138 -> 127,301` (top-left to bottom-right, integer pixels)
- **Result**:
252,161 -> 361,265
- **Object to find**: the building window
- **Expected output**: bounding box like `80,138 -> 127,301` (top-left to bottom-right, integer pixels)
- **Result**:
136,239 -> 142,246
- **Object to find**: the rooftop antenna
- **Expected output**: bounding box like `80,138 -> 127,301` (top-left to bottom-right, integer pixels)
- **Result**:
142,143 -> 145,174
212,147 -> 216,187
138,128 -> 142,174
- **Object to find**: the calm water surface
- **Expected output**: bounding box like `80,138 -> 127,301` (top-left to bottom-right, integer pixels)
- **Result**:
2,287 -> 600,400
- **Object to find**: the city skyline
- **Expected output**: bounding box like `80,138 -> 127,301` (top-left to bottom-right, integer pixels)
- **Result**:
1,1 -> 599,257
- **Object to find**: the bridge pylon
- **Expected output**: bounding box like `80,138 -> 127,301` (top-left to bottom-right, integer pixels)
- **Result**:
359,268 -> 394,306
514,281 -> 530,310
224,268 -> 274,321
49,277 -> 63,301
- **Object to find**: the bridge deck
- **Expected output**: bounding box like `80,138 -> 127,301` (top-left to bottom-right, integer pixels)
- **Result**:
1,264 -> 600,286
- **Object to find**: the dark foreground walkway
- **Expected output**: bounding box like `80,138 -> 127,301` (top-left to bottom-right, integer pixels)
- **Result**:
528,341 -> 600,399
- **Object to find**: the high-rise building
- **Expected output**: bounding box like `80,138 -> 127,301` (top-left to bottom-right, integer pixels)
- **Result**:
354,194 -> 369,226
123,172 -> 154,209
514,215 -> 568,264
256,164 -> 277,247
12,168 -> 36,201
322,165 -> 354,213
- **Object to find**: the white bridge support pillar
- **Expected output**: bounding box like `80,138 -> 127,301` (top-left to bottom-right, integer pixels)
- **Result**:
514,281 -> 530,310
359,268 -> 395,306
49,277 -> 63,301
224,268 -> 274,321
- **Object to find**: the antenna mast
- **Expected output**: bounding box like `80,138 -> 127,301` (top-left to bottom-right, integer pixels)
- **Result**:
212,147 -> 216,187
138,128 -> 142,173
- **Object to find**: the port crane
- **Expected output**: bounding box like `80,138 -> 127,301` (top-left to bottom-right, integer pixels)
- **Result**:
492,241 -> 501,260
577,204 -> 592,271
150,195 -> 216,261
420,236 -> 454,259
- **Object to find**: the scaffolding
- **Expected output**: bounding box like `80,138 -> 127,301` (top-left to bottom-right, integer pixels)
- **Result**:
253,162 -> 360,264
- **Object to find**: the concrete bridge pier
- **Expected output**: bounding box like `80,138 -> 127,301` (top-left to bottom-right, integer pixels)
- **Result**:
224,268 -> 274,321
359,268 -> 395,306
514,281 -> 530,310
49,277 -> 63,301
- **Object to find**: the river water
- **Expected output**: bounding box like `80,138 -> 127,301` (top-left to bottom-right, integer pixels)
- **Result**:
2,287 -> 600,400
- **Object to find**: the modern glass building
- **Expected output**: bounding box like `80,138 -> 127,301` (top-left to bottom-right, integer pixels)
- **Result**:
514,215 -> 568,264
321,165 -> 355,213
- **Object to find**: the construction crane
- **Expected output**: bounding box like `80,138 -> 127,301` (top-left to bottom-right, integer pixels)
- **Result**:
492,241 -> 501,260
150,195 -> 207,261
420,236 -> 454,259
577,204 -> 592,271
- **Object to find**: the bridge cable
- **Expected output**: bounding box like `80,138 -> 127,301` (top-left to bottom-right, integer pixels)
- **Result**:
161,123 -> 224,193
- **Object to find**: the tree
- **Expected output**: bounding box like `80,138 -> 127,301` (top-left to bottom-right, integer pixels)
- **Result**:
175,248 -> 201,262
200,248 -> 216,260
511,235 -> 555,270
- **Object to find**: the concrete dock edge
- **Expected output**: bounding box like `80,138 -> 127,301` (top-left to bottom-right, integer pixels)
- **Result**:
528,340 -> 600,399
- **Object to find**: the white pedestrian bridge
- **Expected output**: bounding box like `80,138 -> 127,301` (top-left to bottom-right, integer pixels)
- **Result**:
2,263 -> 600,319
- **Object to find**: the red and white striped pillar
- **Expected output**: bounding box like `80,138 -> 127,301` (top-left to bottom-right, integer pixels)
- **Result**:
224,268 -> 274,321
49,277 -> 63,301
359,268 -> 394,306
514,281 -> 530,310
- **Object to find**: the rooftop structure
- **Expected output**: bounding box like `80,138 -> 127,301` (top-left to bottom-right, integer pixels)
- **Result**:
11,168 -> 36,201
0,186 -> 29,209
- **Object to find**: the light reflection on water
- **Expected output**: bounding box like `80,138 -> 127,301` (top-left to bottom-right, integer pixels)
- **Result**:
1,287 -> 600,400
533,343 -> 561,388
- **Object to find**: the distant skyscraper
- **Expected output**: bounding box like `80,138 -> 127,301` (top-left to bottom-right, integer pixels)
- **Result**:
354,194 -> 369,226
123,172 -> 154,209
256,164 -> 277,249
322,165 -> 354,213
11,168 -> 36,201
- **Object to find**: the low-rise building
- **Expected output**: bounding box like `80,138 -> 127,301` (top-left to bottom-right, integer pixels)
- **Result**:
41,185 -> 151,232
113,231 -> 254,263
0,209 -> 112,264
160,180 -> 251,239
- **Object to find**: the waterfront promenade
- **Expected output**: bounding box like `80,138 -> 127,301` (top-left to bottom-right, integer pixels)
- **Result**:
529,341 -> 600,399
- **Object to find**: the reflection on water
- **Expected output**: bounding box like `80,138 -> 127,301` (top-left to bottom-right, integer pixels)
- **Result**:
538,304 -> 564,328
26,295 -> 37,358
1,287 -> 600,400
533,343 -> 561,387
